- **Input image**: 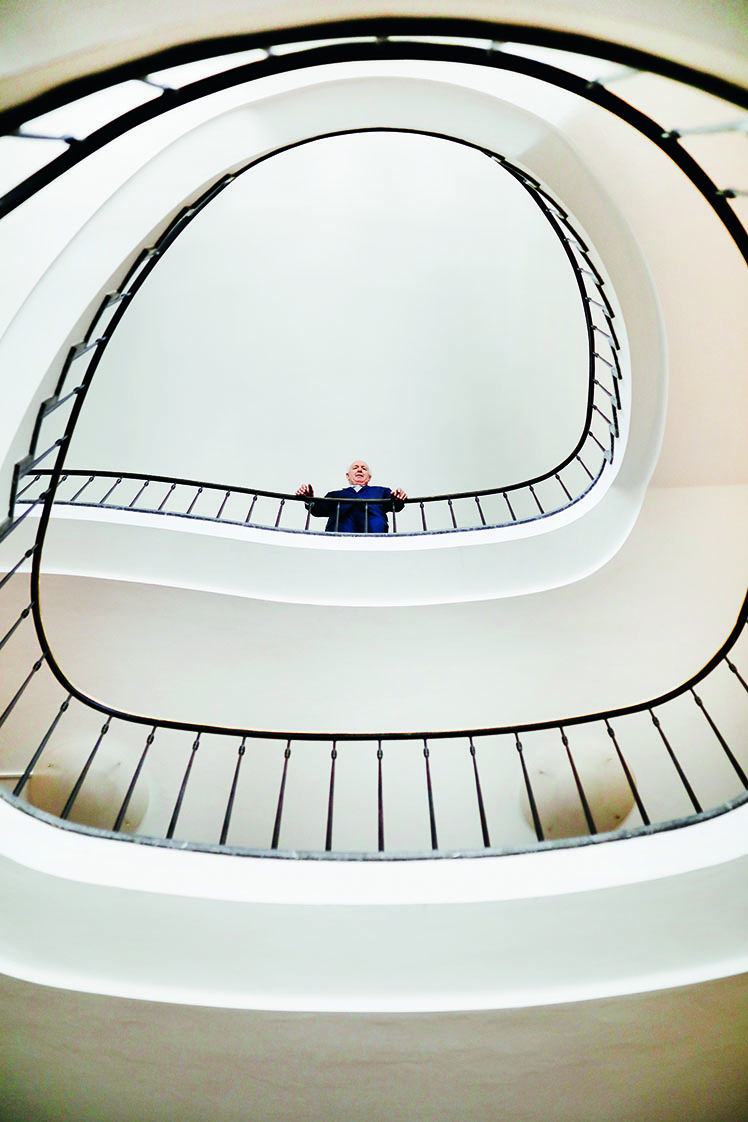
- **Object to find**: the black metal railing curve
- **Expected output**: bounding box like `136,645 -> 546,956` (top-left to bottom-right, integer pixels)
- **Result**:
0,502 -> 745,855
0,25 -> 746,857
1,128 -> 623,541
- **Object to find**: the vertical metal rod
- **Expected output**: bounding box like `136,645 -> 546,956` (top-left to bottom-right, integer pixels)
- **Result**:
420,502 -> 427,531
157,482 -> 176,511
271,742 -> 291,849
555,473 -> 573,501
560,726 -> 597,834
474,496 -> 486,526
245,495 -> 257,524
334,501 -> 340,533
101,477 -> 123,503
0,656 -> 44,730
469,737 -> 491,847
649,709 -> 702,812
128,479 -> 149,508
186,486 -> 203,514
604,719 -> 649,825
304,504 -> 311,531
589,430 -> 606,452
70,475 -> 95,502
61,717 -> 111,819
391,505 -> 397,534
219,736 -> 246,845
274,498 -> 285,528
15,474 -> 41,499
727,658 -> 748,693
503,492 -> 516,521
377,741 -> 384,852
13,695 -> 71,796
0,603 -> 34,653
0,547 -> 37,593
691,688 -> 748,787
216,490 -> 231,519
577,455 -> 594,481
515,733 -> 544,841
447,498 -> 457,528
166,732 -> 201,839
325,742 -> 337,851
113,726 -> 156,832
529,484 -> 544,514
423,739 -> 438,851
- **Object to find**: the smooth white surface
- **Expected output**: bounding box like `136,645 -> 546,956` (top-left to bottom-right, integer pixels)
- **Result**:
0,791 -> 747,1012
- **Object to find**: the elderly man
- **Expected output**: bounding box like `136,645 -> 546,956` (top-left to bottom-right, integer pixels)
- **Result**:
296,461 -> 407,533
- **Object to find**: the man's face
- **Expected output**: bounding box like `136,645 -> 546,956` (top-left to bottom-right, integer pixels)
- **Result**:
346,461 -> 371,486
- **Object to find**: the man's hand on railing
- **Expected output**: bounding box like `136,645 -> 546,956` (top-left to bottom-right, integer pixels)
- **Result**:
296,484 -> 314,498
392,488 -> 407,502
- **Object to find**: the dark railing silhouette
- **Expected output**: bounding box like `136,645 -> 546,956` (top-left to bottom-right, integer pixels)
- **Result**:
0,23 -> 746,856
0,499 -> 746,853
1,133 -> 623,542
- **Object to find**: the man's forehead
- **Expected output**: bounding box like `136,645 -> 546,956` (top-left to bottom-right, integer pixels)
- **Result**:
349,461 -> 370,471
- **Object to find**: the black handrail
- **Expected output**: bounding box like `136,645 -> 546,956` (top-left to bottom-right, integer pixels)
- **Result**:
1,128 -> 622,540
0,25 -> 746,856
1,18 -> 747,219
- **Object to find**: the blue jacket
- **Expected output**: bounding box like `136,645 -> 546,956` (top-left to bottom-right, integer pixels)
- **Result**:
307,485 -> 404,533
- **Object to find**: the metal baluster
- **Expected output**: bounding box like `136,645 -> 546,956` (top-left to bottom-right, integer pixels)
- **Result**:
529,484 -> 544,514
726,658 -> 748,693
0,603 -> 34,653
186,486 -> 203,514
113,726 -> 156,832
649,709 -> 702,812
0,547 -> 37,594
515,733 -> 544,841
15,474 -> 40,499
577,455 -> 594,481
157,482 -> 176,511
70,475 -> 95,502
469,737 -> 490,847
166,732 -> 201,839
101,477 -> 123,504
423,739 -> 438,850
447,498 -> 457,528
593,377 -> 615,398
604,719 -> 649,825
245,495 -> 257,524
691,688 -> 748,787
420,502 -> 427,531
13,695 -> 71,796
377,741 -> 384,852
560,726 -> 597,835
555,473 -> 572,501
61,717 -> 111,819
274,498 -> 285,528
304,503 -> 311,531
325,742 -> 337,851
334,501 -> 340,533
216,490 -> 231,519
474,496 -> 486,526
219,736 -> 246,845
2,488 -> 51,537
0,656 -> 45,730
589,430 -> 607,452
392,505 -> 397,534
271,742 -> 291,849
503,492 -> 516,521
128,479 -> 149,508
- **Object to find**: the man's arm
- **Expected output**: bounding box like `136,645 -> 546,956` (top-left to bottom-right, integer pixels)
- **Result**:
295,485 -> 353,520
385,487 -> 407,512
